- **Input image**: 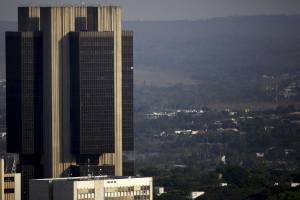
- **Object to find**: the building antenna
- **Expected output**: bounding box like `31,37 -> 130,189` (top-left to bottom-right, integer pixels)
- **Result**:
87,158 -> 91,177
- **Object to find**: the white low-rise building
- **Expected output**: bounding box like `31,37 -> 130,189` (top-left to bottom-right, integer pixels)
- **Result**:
190,191 -> 205,199
220,183 -> 228,187
154,186 -> 165,196
256,153 -> 264,158
30,176 -> 153,200
291,182 -> 300,188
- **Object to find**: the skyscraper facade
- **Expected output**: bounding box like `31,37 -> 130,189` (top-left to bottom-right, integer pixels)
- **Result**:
6,6 -> 133,199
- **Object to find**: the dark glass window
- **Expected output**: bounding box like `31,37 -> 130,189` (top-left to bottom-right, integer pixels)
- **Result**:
71,32 -> 115,154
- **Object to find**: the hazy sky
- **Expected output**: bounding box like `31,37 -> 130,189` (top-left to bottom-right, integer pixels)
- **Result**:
1,0 -> 300,21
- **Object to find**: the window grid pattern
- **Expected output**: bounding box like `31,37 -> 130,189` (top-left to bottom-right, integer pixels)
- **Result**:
20,32 -> 43,155
6,31 -> 43,200
21,34 -> 35,154
104,185 -> 150,200
78,32 -> 115,154
122,32 -> 134,152
77,189 -> 95,200
21,165 -> 35,200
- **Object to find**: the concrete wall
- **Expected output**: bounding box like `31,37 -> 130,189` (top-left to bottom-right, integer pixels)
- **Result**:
13,174 -> 21,200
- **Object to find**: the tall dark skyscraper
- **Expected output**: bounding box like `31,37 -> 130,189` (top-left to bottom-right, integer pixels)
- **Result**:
6,6 -> 133,199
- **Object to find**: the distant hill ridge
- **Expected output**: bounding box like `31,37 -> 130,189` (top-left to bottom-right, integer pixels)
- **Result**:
1,15 -> 300,82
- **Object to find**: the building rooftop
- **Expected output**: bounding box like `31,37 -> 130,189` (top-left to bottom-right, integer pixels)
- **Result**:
18,5 -> 121,8
33,175 -> 146,182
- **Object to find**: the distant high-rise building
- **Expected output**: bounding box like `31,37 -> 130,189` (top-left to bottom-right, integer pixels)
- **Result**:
6,6 -> 133,199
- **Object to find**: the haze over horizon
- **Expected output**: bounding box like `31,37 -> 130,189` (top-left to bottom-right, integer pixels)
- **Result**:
0,0 -> 300,21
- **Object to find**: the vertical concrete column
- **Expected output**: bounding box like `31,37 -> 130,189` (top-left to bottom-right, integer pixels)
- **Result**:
50,6 -> 61,177
40,6 -> 87,177
95,180 -> 105,200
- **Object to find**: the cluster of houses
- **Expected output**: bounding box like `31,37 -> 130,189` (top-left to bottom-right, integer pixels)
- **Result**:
146,109 -> 205,119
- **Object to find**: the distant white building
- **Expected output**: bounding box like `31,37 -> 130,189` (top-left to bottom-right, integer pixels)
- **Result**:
291,182 -> 300,188
154,186 -> 165,196
221,155 -> 226,165
256,153 -> 264,158
217,128 -> 239,133
190,191 -> 205,199
220,183 -> 228,187
29,176 -> 153,200
0,132 -> 6,139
